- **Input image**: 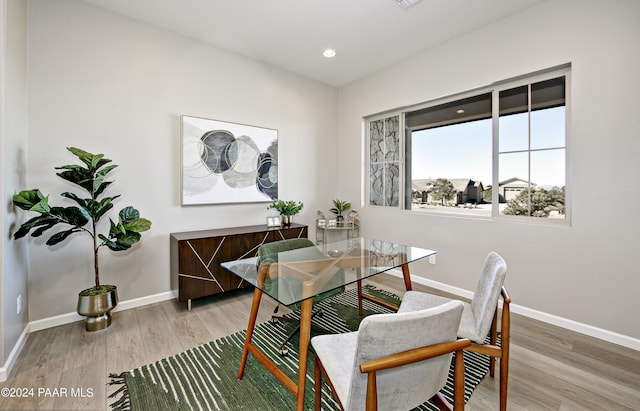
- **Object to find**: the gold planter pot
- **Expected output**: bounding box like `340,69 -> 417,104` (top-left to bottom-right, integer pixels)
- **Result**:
77,286 -> 118,331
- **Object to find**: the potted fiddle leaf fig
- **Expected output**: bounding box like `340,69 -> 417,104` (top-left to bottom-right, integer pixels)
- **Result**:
267,199 -> 303,225
12,147 -> 152,331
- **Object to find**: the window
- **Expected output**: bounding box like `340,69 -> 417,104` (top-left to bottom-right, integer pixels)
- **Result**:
368,115 -> 401,207
497,76 -> 566,219
406,93 -> 493,217
365,67 -> 569,222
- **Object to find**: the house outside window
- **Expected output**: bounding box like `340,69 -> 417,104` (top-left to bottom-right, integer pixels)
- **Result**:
365,66 -> 569,223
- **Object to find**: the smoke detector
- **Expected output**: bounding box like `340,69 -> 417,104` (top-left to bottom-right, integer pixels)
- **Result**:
395,0 -> 424,10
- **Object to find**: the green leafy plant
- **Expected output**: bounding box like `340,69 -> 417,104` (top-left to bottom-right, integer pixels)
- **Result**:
431,178 -> 456,206
267,199 -> 304,216
12,147 -> 152,293
329,199 -> 351,217
503,186 -> 565,218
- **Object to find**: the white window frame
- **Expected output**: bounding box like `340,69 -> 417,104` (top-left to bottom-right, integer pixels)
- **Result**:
492,68 -> 571,224
364,65 -> 571,225
365,111 -> 405,210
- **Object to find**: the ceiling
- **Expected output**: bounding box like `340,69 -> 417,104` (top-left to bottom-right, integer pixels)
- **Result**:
83,0 -> 545,87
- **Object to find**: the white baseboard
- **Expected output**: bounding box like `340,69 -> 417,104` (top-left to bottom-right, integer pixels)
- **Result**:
1,290 -> 175,381
394,271 -> 640,352
4,277 -> 640,382
0,325 -> 30,382
28,310 -> 84,333
28,290 -> 175,333
113,290 -> 176,313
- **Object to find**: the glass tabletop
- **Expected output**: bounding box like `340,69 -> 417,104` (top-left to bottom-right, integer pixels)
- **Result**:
221,237 -> 436,306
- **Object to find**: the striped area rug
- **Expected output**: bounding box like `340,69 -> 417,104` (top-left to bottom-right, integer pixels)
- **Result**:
109,286 -> 491,410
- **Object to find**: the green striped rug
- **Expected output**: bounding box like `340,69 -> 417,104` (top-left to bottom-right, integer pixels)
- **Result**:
109,286 -> 491,410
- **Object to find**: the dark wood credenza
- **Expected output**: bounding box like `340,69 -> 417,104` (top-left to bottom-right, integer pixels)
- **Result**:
170,223 -> 308,310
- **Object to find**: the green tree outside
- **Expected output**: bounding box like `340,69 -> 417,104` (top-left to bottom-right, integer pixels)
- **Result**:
503,186 -> 565,217
431,178 -> 456,206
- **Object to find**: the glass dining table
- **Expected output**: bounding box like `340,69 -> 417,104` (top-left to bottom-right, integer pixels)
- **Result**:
221,236 -> 436,411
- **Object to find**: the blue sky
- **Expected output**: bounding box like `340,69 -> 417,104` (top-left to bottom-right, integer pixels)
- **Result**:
411,107 -> 565,188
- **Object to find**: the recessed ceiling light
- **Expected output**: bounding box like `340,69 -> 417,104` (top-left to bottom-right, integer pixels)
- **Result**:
323,49 -> 336,58
456,109 -> 465,114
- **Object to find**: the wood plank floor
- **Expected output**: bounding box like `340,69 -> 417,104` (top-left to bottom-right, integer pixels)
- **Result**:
1,274 -> 639,410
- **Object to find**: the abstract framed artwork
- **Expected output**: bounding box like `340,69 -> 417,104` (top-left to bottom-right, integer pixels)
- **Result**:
181,115 -> 278,205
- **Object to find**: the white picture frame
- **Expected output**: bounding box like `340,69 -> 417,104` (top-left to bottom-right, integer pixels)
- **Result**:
266,215 -> 282,227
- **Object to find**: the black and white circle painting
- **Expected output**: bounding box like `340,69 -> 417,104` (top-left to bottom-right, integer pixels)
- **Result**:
181,116 -> 278,205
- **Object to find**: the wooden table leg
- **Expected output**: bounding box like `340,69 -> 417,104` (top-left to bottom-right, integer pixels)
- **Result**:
238,286 -> 263,380
401,263 -> 413,291
296,294 -> 314,411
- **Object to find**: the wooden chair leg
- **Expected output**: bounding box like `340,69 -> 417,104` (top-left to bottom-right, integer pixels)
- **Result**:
401,263 -> 413,291
432,393 -> 454,411
365,371 -> 378,411
499,359 -> 508,411
489,309 -> 497,378
499,288 -> 511,411
453,351 -> 465,410
316,358 -> 344,411
314,355 -> 322,411
431,350 -> 465,411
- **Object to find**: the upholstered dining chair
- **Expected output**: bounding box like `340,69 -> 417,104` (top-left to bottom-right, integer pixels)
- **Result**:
397,251 -> 510,411
312,300 -> 469,411
258,238 -> 347,355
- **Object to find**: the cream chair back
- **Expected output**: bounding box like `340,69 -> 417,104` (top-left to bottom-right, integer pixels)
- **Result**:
346,300 -> 464,410
469,251 -> 507,343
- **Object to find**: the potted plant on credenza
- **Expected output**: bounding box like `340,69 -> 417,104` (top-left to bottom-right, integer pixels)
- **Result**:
267,199 -> 304,225
12,147 -> 152,331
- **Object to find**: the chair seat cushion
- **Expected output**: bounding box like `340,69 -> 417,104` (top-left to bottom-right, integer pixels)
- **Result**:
398,291 -> 484,343
311,331 -> 359,406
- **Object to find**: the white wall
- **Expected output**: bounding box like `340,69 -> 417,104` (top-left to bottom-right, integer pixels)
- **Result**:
1,0 -> 29,366
338,0 -> 640,340
11,0 -> 640,358
25,0 -> 338,321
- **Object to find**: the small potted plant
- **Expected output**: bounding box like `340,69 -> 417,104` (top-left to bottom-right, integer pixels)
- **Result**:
267,199 -> 303,225
12,147 -> 152,331
330,199 -> 351,224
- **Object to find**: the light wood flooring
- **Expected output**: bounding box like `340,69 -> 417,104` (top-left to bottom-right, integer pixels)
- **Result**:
1,274 -> 639,410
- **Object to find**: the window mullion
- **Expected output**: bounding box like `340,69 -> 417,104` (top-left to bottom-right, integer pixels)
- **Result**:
527,83 -> 532,216
492,90 -> 500,218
